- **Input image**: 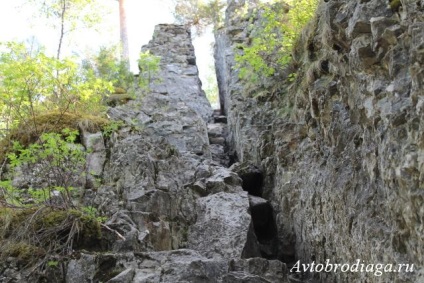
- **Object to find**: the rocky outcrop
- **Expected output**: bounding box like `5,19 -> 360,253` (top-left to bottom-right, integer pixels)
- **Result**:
0,24 -> 290,283
94,23 -> 265,264
4,1 -> 422,282
91,23 -> 288,283
141,24 -> 213,123
215,0 -> 423,282
188,191 -> 261,259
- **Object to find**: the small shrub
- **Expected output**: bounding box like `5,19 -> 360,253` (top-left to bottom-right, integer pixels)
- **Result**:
137,51 -> 161,94
6,129 -> 86,209
1,241 -> 45,265
0,131 -> 107,267
0,112 -> 108,163
102,120 -> 124,138
235,0 -> 319,84
0,41 -> 113,133
82,45 -> 134,92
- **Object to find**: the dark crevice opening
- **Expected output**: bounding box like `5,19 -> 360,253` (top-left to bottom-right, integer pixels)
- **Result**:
227,151 -> 238,167
250,200 -> 278,260
281,246 -> 296,265
93,256 -> 121,282
240,170 -> 263,197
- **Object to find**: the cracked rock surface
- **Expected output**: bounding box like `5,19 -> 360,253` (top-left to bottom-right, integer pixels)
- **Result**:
0,24 -> 288,283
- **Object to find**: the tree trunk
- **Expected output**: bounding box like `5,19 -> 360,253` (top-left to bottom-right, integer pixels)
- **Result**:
57,0 -> 67,60
119,0 -> 130,63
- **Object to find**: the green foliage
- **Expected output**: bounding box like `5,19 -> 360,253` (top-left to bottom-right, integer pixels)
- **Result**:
0,111 -> 109,163
0,42 -> 113,135
102,120 -> 124,138
173,0 -> 226,34
282,0 -> 319,52
0,128 -> 109,271
0,180 -> 21,206
82,45 -> 134,92
137,51 -> 161,94
235,0 -> 319,84
47,260 -> 59,267
33,0 -> 104,28
84,49 -> 161,96
6,129 -> 86,208
0,2 -> 121,272
288,72 -> 297,82
81,206 -> 107,223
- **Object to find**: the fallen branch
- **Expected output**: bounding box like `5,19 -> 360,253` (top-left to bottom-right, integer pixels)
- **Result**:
100,223 -> 126,241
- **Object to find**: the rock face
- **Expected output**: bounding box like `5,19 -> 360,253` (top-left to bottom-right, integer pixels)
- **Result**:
91,23 -> 287,283
188,191 -> 261,259
215,0 -> 423,282
3,1 -> 422,282
0,24 -> 289,283
141,24 -> 213,123
96,23 -> 266,266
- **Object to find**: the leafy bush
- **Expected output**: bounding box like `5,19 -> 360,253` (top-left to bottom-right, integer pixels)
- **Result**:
6,129 -> 86,208
0,42 -> 113,136
0,129 -> 109,272
82,48 -> 161,96
173,0 -> 226,34
137,51 -> 161,94
0,111 -> 108,163
235,0 -> 319,84
82,45 -> 134,92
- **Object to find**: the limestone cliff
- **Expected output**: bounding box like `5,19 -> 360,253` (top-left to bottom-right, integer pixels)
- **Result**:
215,0 -> 423,282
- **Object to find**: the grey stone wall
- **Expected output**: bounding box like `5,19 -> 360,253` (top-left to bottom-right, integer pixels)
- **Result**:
215,0 -> 423,282
1,24 -> 289,283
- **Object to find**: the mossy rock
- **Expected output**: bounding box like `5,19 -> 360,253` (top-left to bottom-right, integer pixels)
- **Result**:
106,93 -> 135,107
0,111 -> 109,162
1,240 -> 45,265
389,0 -> 402,12
0,206 -> 103,265
113,87 -> 127,94
0,207 -> 38,239
11,111 -> 109,143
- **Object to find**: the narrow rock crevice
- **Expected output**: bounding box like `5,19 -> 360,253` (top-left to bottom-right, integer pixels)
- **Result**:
208,110 -> 230,167
249,196 -> 278,260
226,164 -> 283,263
240,170 -> 263,197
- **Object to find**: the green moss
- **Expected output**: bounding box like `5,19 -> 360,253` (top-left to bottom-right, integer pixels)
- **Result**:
68,209 -> 102,242
11,111 -> 108,143
35,209 -> 70,229
106,93 -> 135,107
0,111 -> 109,162
1,241 -> 45,264
0,207 -> 38,239
389,0 -> 402,12
113,87 -> 127,94
0,206 -> 104,268
34,209 -> 102,242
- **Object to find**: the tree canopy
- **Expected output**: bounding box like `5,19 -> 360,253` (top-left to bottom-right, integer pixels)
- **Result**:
172,0 -> 226,34
27,0 -> 108,59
